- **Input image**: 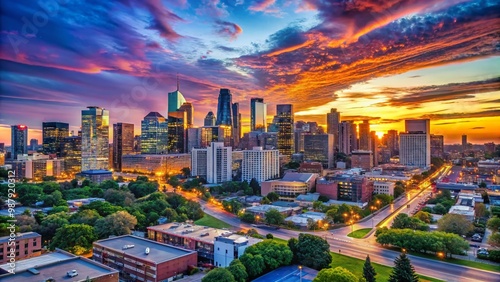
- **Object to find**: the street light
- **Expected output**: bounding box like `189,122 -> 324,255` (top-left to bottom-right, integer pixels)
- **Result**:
298,265 -> 302,282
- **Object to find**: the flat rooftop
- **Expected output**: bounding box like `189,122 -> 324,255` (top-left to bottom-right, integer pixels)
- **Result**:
246,204 -> 292,213
148,223 -> 237,245
0,232 -> 40,244
0,251 -> 72,274
281,172 -> 316,182
94,235 -> 196,263
0,256 -> 117,282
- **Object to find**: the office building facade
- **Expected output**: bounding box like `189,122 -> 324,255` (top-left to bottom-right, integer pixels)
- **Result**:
191,142 -> 232,184
338,121 -> 351,155
232,103 -> 241,147
112,123 -> 134,171
178,102 -> 194,127
326,108 -> 340,148
200,126 -> 232,148
251,98 -> 267,132
303,134 -> 334,168
216,89 -> 232,126
42,122 -> 69,157
204,111 -> 216,126
81,107 -> 109,171
61,135 -> 82,175
276,104 -> 294,156
11,125 -> 28,160
242,147 -> 280,183
399,119 -> 430,168
141,112 -> 168,154
430,134 -> 444,158
167,110 -> 187,153
358,120 -> 370,150
168,88 -> 187,114
351,150 -> 373,170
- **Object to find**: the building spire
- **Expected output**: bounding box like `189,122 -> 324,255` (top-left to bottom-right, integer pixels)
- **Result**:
176,73 -> 179,91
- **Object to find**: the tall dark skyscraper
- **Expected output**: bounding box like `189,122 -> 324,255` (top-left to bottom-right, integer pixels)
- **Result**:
251,98 -> 267,132
11,125 -> 28,160
327,108 -> 340,148
431,134 -> 444,158
338,121 -> 351,154
350,122 -> 358,152
178,102 -> 194,127
216,89 -> 232,126
141,112 -> 168,154
113,123 -> 134,171
204,111 -> 216,126
386,130 -> 399,157
358,120 -> 370,150
42,122 -> 69,157
462,134 -> 467,154
276,104 -> 294,156
29,138 -> 38,151
232,103 -> 241,147
81,107 -> 109,170
168,111 -> 188,153
61,135 -> 82,175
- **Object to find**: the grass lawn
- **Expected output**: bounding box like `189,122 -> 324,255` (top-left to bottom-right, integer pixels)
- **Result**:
330,253 -> 443,282
194,214 -> 232,229
347,228 -> 373,239
407,250 -> 500,273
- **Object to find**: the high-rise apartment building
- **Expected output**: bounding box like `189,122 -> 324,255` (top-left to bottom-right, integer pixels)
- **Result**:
29,139 -> 38,151
191,142 -> 232,184
81,107 -> 109,171
42,122 -> 69,157
201,126 -> 232,148
11,125 -> 28,160
327,108 -> 340,149
338,121 -> 351,155
386,130 -> 399,157
168,111 -> 188,153
141,112 -> 168,154
112,123 -> 134,171
462,134 -> 467,154
204,111 -> 216,126
251,98 -> 267,132
350,122 -> 358,152
178,102 -> 194,127
232,102 -> 241,147
358,120 -> 370,150
303,134 -> 334,168
399,119 -> 431,168
242,147 -> 279,183
430,134 -> 444,158
276,104 -> 294,156
216,89 -> 232,126
370,131 -> 379,166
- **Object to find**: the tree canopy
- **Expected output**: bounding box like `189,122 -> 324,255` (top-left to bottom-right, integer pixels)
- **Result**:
202,268 -> 235,282
314,267 -> 358,282
295,234 -> 332,270
363,255 -> 377,282
388,253 -> 419,282
391,213 -> 429,231
265,209 -> 285,226
437,214 -> 474,236
94,211 -> 137,238
228,259 -> 248,282
240,240 -> 292,278
49,224 -> 97,255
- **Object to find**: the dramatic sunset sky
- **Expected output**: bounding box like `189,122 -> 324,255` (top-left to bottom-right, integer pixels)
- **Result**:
1,0 -> 499,145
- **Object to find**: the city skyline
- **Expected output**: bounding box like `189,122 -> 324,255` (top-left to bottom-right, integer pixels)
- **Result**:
1,0 -> 500,144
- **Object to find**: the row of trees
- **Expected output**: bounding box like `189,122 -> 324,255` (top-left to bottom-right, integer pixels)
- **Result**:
375,227 -> 469,258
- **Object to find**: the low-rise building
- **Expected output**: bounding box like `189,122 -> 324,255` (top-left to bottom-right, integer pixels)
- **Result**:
316,175 -> 373,203
448,205 -> 475,221
351,150 -> 373,170
122,153 -> 191,176
147,223 -> 260,265
0,249 -> 118,282
373,181 -> 395,196
261,172 -> 318,201
285,212 -> 326,228
77,169 -> 112,184
214,233 -> 256,268
93,235 -> 197,282
0,232 -> 41,264
294,193 -> 321,207
245,204 -> 295,219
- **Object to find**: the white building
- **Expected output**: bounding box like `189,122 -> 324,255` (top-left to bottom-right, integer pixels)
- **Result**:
373,181 -> 395,196
399,119 -> 430,168
242,147 -> 279,183
448,205 -> 475,221
191,142 -> 232,184
214,233 -> 261,267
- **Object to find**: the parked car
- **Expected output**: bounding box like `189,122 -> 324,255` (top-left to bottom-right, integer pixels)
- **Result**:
67,270 -> 78,277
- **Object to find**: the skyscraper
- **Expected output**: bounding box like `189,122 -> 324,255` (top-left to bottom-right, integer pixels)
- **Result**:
276,104 -> 294,156
370,131 -> 379,166
216,89 -> 232,126
462,134 -> 467,154
386,130 -> 399,157
61,135 -> 81,175
242,147 -> 279,183
350,122 -> 358,152
191,142 -> 232,184
178,102 -> 194,127
81,107 -> 109,171
251,98 -> 267,132
232,103 -> 241,147
42,122 -> 69,157
338,121 -> 351,154
303,134 -> 334,168
29,139 -> 38,151
141,112 -> 168,154
11,125 -> 28,160
167,81 -> 187,114
399,119 -> 431,168
167,110 -> 187,153
204,111 -> 216,126
358,120 -> 370,150
327,108 -> 340,148
430,134 -> 444,158
113,123 -> 134,171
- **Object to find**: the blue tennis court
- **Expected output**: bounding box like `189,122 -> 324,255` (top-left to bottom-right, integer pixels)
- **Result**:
252,265 -> 318,282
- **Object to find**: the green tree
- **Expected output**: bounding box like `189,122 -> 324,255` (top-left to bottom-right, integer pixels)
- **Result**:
314,267 -> 358,282
228,259 -> 248,282
392,214 -> 429,231
37,212 -> 70,242
80,201 -> 124,217
288,237 -> 299,263
267,192 -> 280,202
479,182 -> 487,188
413,211 -> 432,224
488,233 -> 500,247
167,176 -> 180,188
202,268 -> 235,282
181,167 -> 191,178
240,212 -> 255,223
433,203 -> 447,215
47,205 -> 70,215
17,184 -> 43,206
475,203 -> 487,218
103,189 -> 135,206
249,178 -> 261,195
266,233 -> 274,239
363,255 -> 377,282
99,179 -> 119,190
239,253 -> 265,278
242,240 -> 292,272
437,214 -> 474,236
94,211 -> 137,238
487,217 -> 500,232
70,209 -> 102,225
265,209 -> 285,226
128,180 -> 158,198
388,253 -> 419,282
295,233 -> 332,270
49,224 -> 97,255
